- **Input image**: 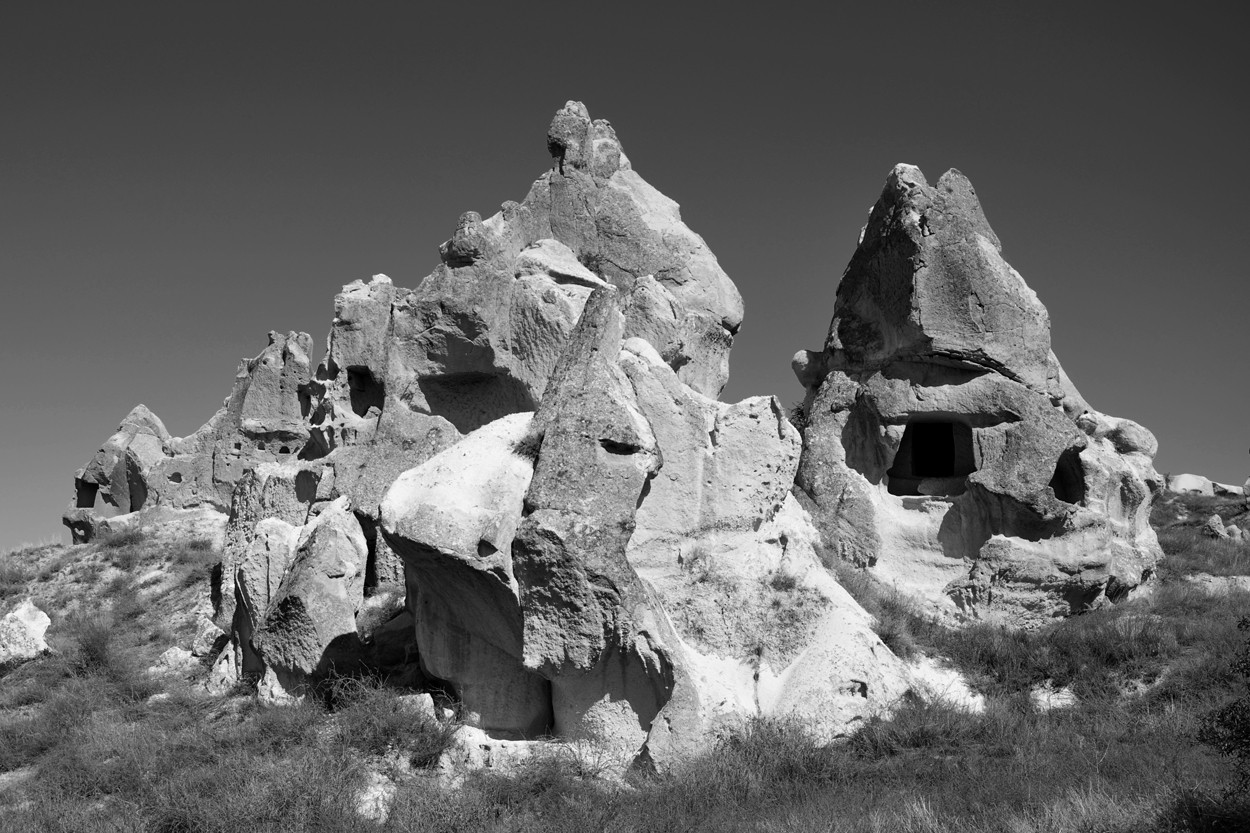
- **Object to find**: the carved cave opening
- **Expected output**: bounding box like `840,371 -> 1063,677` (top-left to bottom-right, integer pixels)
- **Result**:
887,417 -> 976,497
1049,447 -> 1087,505
74,478 -> 98,509
347,366 -> 385,418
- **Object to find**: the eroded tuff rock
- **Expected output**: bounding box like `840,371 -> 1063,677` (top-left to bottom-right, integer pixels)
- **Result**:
381,287 -> 915,764
0,599 -> 51,670
61,110 -> 1166,769
793,164 -> 1162,626
63,104 -> 756,718
380,412 -> 548,736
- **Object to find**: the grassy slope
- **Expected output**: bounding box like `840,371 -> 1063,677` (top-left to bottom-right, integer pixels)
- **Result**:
0,493 -> 1247,832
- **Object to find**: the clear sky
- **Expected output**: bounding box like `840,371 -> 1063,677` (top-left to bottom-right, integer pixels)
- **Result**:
2,3 -> 1246,551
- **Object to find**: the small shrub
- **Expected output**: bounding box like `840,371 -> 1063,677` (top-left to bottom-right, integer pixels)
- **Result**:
172,541 -> 223,589
320,676 -> 459,767
101,526 -> 147,549
0,556 -> 32,599
788,400 -> 808,432
1199,616 -> 1250,792
767,570 -> 798,592
512,427 -> 545,462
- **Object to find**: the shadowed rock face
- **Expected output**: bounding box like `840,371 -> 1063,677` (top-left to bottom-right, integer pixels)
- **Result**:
61,104 -> 781,735
793,164 -> 1162,626
381,287 -> 915,763
63,112 -> 1164,769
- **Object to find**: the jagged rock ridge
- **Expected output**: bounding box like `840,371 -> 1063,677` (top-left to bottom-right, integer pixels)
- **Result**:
792,164 -> 1162,625
61,115 -> 1163,768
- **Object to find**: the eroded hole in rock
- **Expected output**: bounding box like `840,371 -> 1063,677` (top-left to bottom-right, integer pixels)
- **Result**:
416,373 -> 536,434
294,469 -> 319,504
347,366 -> 385,418
1049,447 -> 1086,505
600,438 -> 641,455
887,417 -> 976,497
167,472 -> 183,484
355,511 -> 381,596
74,478 -> 98,509
297,385 -> 314,419
299,429 -> 331,461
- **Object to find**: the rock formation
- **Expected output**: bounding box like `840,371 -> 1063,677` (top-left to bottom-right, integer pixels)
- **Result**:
0,599 -> 50,670
792,165 -> 1162,625
62,108 -> 1167,767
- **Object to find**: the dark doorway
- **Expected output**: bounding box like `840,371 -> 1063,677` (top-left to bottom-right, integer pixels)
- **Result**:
887,417 -> 976,497
74,478 -> 98,509
912,422 -> 956,477
1049,447 -> 1086,505
346,366 -> 385,418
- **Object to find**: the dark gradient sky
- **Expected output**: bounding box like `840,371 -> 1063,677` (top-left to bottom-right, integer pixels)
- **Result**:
2,4 -> 1246,550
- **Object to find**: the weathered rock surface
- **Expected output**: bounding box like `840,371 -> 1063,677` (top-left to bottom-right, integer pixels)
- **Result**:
380,412 -> 549,736
373,286 -> 915,764
1202,514 -> 1229,539
1168,473 -> 1215,496
252,497 -> 369,692
61,110 -> 1169,770
793,164 -> 1163,626
0,599 -> 50,669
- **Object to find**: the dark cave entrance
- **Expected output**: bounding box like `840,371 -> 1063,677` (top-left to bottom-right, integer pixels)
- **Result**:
1049,447 -> 1087,505
74,479 -> 98,509
887,417 -> 976,497
346,366 -> 385,418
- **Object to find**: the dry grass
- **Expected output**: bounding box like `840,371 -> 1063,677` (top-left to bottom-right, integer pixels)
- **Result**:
3,493 -> 1250,831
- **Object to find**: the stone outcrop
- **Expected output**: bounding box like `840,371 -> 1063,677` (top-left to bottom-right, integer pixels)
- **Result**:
0,599 -> 50,670
61,109 -> 1170,768
380,286 -> 914,763
380,412 -> 547,736
793,164 -> 1163,626
63,103 -> 762,717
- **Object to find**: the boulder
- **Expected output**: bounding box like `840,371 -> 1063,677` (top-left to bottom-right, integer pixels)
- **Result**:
251,497 -> 369,693
794,164 -> 1162,626
380,412 -> 549,736
0,599 -> 50,669
1168,473 -> 1214,496
1202,514 -> 1229,539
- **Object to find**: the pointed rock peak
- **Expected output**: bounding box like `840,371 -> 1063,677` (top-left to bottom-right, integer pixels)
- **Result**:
119,404 -> 170,440
865,164 -> 1000,253
546,100 -> 624,178
934,168 -> 1001,252
827,162 -> 1052,391
886,162 -> 929,192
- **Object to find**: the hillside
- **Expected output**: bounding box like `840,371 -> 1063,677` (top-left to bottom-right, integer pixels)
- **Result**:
0,490 -> 1247,832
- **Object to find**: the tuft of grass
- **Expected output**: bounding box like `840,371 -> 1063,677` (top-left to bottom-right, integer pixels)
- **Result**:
512,427 -> 545,462
767,570 -> 799,593
319,675 -> 459,767
833,561 -> 1250,705
0,556 -> 33,600
101,526 -> 148,549
1198,615 -> 1250,793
